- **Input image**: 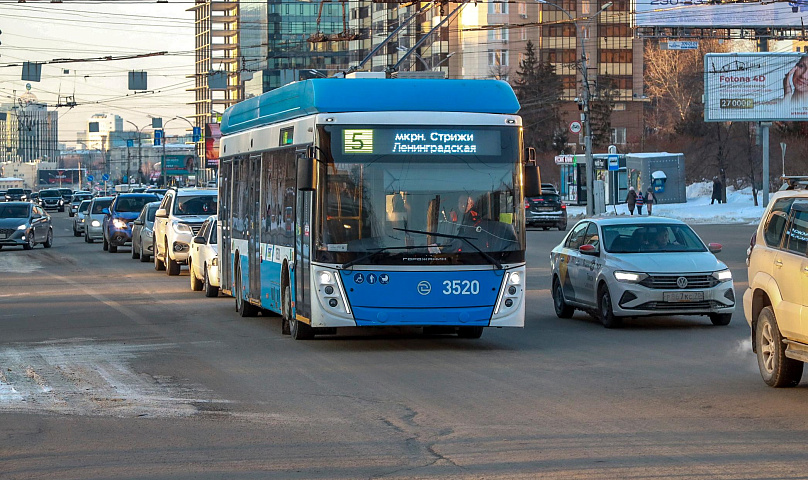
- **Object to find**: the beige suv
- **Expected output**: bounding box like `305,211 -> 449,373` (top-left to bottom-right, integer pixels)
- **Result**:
744,189 -> 808,387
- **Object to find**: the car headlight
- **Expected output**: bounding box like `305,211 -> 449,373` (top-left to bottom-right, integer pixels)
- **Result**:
614,271 -> 647,283
58,199 -> 64,205
145,230 -> 153,238
112,218 -> 128,229
16,224 -> 27,230
172,221 -> 193,234
712,269 -> 732,282
91,220 -> 101,227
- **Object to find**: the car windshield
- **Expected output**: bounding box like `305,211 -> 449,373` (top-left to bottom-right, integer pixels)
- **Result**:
528,193 -> 560,202
78,201 -> 92,214
74,194 -> 93,202
7,189 -> 24,195
602,223 -> 707,253
0,204 -> 29,218
310,124 -> 524,266
174,195 -> 217,215
114,195 -> 158,213
91,199 -> 113,214
40,190 -> 60,198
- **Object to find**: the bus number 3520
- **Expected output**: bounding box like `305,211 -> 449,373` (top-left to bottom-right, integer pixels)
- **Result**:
443,280 -> 481,295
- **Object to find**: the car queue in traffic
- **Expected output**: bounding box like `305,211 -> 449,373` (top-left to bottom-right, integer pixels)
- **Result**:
3,182 -> 808,389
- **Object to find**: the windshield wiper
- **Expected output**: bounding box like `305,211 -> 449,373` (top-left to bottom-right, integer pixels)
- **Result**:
393,228 -> 503,270
341,244 -> 449,270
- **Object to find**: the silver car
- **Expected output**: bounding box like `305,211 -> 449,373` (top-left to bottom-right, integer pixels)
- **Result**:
131,201 -> 160,262
84,197 -> 114,243
550,217 -> 735,328
72,200 -> 92,236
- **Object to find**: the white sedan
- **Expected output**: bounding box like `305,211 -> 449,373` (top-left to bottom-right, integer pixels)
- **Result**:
550,217 -> 735,328
188,215 -> 220,297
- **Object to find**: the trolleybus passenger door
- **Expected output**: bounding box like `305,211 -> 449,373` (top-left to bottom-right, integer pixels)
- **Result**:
248,154 -> 262,301
220,159 -> 233,293
295,190 -> 312,320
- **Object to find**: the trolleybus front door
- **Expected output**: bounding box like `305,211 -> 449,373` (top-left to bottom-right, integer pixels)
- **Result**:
295,191 -> 312,320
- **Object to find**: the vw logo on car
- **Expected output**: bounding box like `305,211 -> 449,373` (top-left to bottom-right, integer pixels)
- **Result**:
417,281 -> 431,295
676,276 -> 688,289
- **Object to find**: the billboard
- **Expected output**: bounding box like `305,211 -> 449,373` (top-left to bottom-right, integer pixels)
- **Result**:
636,2 -> 808,28
38,169 -> 84,185
704,53 -> 808,122
205,123 -> 221,168
164,154 -> 196,176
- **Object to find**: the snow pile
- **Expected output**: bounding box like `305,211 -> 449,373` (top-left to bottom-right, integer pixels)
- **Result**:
566,182 -> 767,224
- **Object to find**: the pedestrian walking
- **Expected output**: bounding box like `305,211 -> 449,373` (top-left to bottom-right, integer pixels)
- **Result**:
636,190 -> 645,215
645,187 -> 655,215
711,177 -> 723,204
626,187 -> 636,215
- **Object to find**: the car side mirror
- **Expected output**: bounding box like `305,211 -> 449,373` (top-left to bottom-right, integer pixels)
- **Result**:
155,208 -> 167,218
579,244 -> 599,255
133,219 -> 143,226
708,242 -> 722,254
101,208 -> 110,215
193,236 -> 206,244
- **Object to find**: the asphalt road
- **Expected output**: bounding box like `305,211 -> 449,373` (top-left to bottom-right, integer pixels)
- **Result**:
1,213 -> 806,479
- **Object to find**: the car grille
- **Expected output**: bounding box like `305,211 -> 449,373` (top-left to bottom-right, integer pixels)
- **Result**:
182,223 -> 203,235
631,300 -> 722,310
639,274 -> 718,289
0,228 -> 16,236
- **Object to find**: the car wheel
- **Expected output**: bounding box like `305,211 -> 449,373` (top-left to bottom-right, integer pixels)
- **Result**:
154,246 -> 165,271
204,265 -> 219,298
43,228 -> 53,248
132,240 -> 140,259
59,207 -> 64,213
709,313 -> 732,326
85,232 -> 92,243
167,255 -> 180,275
68,211 -> 74,217
23,232 -> 35,250
457,326 -> 484,339
103,237 -> 109,251
598,285 -> 622,329
109,243 -> 118,253
552,277 -> 574,318
558,223 -> 567,231
73,227 -> 81,237
139,241 -> 150,263
190,260 -> 203,291
756,306 -> 803,388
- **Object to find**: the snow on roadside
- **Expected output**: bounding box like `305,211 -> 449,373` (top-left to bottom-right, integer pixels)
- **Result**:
566,181 -> 766,225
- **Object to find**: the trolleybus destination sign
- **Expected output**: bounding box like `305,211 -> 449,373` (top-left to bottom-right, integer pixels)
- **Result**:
342,128 -> 501,156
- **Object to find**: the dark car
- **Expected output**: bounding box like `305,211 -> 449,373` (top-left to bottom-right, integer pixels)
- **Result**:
57,188 -> 74,205
38,189 -> 65,212
69,192 -> 94,217
525,191 -> 567,231
5,188 -> 28,202
102,193 -> 160,253
0,190 -> 6,202
0,202 -> 52,250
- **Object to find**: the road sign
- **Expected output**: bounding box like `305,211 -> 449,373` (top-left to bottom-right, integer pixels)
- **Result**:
608,154 -> 619,171
101,173 -> 110,182
569,121 -> 582,134
86,174 -> 94,182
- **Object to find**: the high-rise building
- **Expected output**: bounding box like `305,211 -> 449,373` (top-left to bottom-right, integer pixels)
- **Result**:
86,113 -> 123,151
0,88 -> 59,163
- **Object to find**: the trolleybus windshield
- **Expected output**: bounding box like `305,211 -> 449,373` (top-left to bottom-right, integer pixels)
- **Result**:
315,125 -> 525,266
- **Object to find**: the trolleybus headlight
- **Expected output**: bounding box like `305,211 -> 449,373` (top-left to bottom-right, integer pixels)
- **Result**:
505,299 -> 514,308
508,286 -> 517,295
318,271 -> 334,285
508,272 -> 521,285
324,285 -> 334,295
329,299 -> 338,307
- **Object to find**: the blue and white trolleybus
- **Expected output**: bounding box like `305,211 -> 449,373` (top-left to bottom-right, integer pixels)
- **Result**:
218,76 -> 528,339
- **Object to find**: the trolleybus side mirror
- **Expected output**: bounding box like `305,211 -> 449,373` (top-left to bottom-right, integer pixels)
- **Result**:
296,148 -> 316,192
523,164 -> 542,198
525,147 -> 537,165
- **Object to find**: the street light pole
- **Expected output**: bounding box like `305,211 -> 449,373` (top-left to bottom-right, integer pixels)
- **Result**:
125,120 -> 149,185
536,0 -> 612,217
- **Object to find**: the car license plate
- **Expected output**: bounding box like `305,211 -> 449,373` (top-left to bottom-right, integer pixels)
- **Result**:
535,206 -> 554,211
663,291 -> 704,302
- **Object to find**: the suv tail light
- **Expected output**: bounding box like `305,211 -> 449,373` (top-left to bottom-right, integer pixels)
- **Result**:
524,198 -> 529,209
560,203 -> 566,210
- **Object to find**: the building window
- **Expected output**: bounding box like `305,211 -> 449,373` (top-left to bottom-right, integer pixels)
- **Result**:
613,102 -> 626,111
518,2 -> 527,15
489,50 -> 509,67
610,127 -> 627,145
490,0 -> 508,14
521,28 -> 527,41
